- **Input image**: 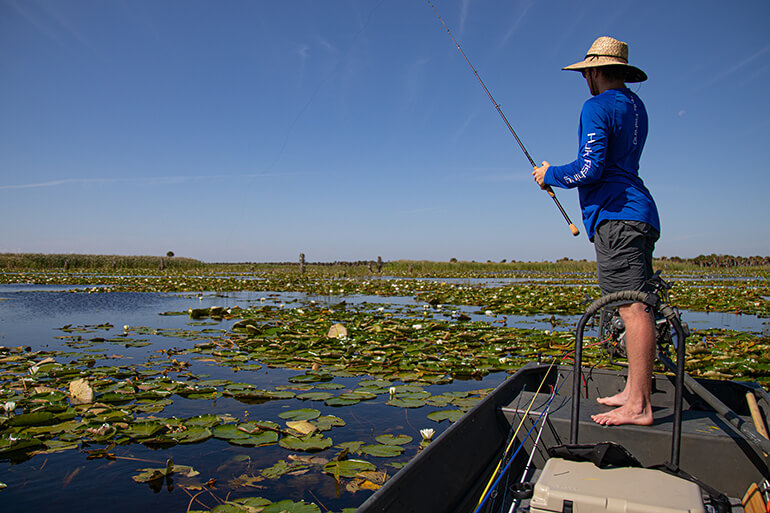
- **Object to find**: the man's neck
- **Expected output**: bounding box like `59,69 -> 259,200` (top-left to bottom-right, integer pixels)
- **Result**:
596,78 -> 626,95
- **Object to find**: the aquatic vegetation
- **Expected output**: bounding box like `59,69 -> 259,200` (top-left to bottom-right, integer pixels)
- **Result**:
0,266 -> 767,512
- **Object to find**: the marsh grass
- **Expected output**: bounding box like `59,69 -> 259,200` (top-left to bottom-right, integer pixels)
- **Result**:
0,253 -> 204,271
1,253 -> 767,277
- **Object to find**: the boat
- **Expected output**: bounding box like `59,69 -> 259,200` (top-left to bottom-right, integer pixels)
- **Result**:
357,287 -> 770,513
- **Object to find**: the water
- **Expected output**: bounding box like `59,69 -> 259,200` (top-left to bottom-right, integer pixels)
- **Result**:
0,286 -> 512,512
0,283 -> 765,512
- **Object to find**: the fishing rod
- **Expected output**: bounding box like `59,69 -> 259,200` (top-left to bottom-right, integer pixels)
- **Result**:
426,0 -> 580,237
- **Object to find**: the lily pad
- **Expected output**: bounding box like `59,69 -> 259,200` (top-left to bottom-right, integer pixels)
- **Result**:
362,443 -> 404,458
296,391 -> 335,401
123,421 -> 165,439
278,434 -> 332,452
375,434 -> 412,445
324,396 -> 360,407
212,424 -> 250,441
278,408 -> 321,421
386,398 -> 426,408
427,410 -> 465,423
262,500 -> 321,513
229,431 -> 279,447
313,415 -> 345,431
322,459 -> 376,478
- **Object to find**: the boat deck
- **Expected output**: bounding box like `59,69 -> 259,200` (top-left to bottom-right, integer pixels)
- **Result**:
502,367 -> 769,499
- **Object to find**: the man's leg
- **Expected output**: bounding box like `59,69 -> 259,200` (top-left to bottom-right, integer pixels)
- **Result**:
591,302 -> 655,426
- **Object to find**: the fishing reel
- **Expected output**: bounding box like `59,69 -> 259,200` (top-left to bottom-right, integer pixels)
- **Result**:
597,272 -> 690,365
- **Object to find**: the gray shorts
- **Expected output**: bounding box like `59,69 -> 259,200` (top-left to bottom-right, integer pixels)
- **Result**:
594,220 -> 659,295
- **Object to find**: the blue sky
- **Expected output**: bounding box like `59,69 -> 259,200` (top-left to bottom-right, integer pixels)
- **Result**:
2,0 -> 768,263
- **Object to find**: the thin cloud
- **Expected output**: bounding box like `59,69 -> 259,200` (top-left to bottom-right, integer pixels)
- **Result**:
6,0 -> 102,60
297,43 -> 310,82
0,173 -> 295,191
404,56 -> 430,106
699,44 -> 770,89
459,0 -> 471,35
452,108 -> 480,144
498,0 -> 534,49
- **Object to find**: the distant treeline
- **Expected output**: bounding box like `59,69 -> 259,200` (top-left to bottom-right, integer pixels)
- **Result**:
1,252 -> 768,272
659,254 -> 770,268
0,253 -> 204,271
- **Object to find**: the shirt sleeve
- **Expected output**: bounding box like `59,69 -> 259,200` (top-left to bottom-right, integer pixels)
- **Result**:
544,99 -> 608,189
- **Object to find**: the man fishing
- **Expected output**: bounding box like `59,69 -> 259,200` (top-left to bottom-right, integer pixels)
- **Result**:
532,36 -> 660,427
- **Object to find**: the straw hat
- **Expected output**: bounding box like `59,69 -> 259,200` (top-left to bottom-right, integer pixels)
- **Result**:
563,36 -> 647,82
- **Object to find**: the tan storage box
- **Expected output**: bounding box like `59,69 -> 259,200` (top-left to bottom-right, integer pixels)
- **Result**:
530,458 -> 706,513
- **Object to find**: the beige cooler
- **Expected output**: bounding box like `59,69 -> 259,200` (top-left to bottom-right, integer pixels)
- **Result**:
530,458 -> 706,513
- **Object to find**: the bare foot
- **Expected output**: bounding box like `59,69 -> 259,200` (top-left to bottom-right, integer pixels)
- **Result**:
591,404 -> 653,426
596,391 -> 628,407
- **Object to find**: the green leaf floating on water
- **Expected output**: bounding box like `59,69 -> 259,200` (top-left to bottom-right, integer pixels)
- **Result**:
427,410 -> 465,423
123,421 -> 164,439
0,434 -> 44,455
288,373 -> 333,384
229,497 -> 272,509
362,443 -> 404,457
322,459 -> 376,478
278,434 -> 332,452
313,415 -> 345,431
228,431 -> 279,447
132,459 -> 199,483
278,408 -> 321,421
261,459 -> 310,479
261,500 -> 321,513
7,411 -> 58,427
184,414 -> 221,428
335,440 -> 365,454
169,426 -> 212,444
296,391 -> 335,401
212,424 -> 250,441
324,396 -> 359,407
375,434 -> 412,445
386,398 -> 426,408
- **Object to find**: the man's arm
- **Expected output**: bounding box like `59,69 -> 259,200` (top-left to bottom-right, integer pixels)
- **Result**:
541,101 -> 609,189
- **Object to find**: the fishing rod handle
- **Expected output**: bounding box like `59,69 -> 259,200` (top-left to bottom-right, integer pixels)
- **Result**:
544,186 -> 580,236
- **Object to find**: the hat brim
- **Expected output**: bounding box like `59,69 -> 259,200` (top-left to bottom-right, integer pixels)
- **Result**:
563,59 -> 647,83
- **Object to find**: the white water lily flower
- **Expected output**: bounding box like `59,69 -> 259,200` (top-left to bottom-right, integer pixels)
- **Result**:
3,402 -> 15,414
485,310 -> 494,316
412,324 -> 422,330
377,307 -> 385,312
420,428 -> 435,441
544,330 -> 551,335
389,387 -> 396,398
123,325 -> 130,331
296,309 -> 304,315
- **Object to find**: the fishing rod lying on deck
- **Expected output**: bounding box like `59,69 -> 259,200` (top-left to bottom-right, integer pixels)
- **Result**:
427,0 -> 580,237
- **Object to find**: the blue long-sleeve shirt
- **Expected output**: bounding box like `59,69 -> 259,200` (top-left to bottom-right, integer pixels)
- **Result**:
544,87 -> 659,241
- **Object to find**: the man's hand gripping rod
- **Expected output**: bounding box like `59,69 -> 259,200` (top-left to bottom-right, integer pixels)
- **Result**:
427,0 -> 579,237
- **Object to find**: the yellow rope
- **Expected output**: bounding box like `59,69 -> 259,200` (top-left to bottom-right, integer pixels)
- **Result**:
475,361 -> 556,509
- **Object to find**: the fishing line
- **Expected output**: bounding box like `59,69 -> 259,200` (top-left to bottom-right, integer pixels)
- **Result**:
474,372 -> 568,513
507,407 -> 550,513
474,361 -> 557,510
426,0 -> 580,237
